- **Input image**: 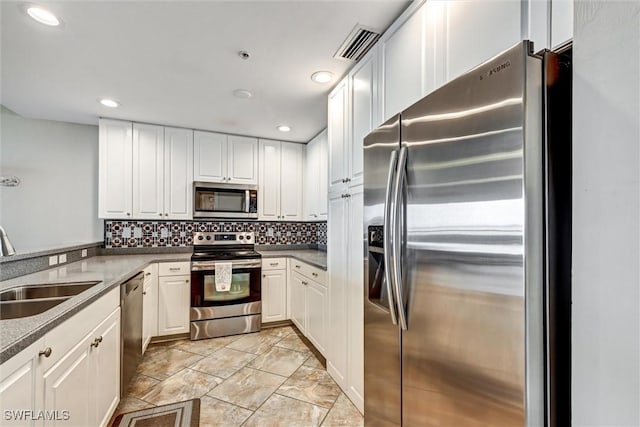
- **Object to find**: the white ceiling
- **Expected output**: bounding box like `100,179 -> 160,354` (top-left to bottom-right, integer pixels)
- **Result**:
1,1 -> 409,142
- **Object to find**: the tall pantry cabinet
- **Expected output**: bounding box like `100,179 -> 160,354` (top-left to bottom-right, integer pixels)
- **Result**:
327,42 -> 378,414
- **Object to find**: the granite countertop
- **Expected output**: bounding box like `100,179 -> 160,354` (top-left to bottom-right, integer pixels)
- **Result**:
257,249 -> 327,270
0,253 -> 191,363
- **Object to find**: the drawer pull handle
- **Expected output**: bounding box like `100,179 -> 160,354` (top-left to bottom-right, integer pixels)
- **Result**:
91,336 -> 103,348
302,281 -> 308,286
270,263 -> 279,266
145,272 -> 151,276
185,280 -> 189,283
295,265 -> 301,269
39,348 -> 52,358
312,272 -> 318,277
169,267 -> 181,271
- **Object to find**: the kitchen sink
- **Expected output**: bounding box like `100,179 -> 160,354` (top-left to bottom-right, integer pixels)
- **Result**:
0,297 -> 71,320
0,281 -> 100,301
0,281 -> 101,320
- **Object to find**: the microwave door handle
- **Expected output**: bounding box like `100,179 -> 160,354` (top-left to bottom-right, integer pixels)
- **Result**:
245,190 -> 250,213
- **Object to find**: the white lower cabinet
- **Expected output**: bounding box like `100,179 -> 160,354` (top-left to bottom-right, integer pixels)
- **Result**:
305,279 -> 328,356
289,260 -> 328,357
157,263 -> 191,336
43,307 -> 121,427
0,288 -> 121,427
142,264 -> 158,353
0,338 -> 44,427
261,260 -> 287,323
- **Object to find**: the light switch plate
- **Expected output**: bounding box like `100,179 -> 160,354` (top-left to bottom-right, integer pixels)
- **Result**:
59,253 -> 67,263
49,255 -> 58,266
81,249 -> 88,258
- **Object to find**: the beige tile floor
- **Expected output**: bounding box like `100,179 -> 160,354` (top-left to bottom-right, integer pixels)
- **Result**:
113,326 -> 364,426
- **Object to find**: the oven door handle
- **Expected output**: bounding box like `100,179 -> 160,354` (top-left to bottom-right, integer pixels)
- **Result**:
191,259 -> 262,271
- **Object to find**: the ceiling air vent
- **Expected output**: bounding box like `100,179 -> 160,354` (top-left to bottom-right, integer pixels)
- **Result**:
334,25 -> 381,62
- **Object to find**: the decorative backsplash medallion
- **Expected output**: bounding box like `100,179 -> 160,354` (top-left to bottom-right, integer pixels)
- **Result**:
104,220 -> 327,248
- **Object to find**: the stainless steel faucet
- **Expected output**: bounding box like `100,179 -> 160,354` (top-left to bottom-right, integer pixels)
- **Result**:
0,226 -> 16,256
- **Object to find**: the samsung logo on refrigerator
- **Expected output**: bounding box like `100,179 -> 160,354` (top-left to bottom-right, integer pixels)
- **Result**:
479,60 -> 511,80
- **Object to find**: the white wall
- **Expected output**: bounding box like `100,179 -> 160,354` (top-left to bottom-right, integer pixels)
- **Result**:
0,106 -> 102,253
572,1 -> 640,425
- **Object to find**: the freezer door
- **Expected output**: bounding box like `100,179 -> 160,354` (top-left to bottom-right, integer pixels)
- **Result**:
363,115 -> 402,426
400,41 -> 543,426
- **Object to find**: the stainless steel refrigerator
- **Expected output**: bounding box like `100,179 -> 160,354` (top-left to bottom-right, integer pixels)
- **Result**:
363,41 -> 571,426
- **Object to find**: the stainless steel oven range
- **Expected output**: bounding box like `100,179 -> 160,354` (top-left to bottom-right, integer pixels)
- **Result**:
190,231 -> 261,340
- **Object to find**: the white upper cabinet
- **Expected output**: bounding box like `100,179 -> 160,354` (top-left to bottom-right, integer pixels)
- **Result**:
258,140 -> 303,221
280,142 -> 303,220
444,0 -> 522,82
99,119 -> 133,219
381,5 -> 424,120
164,127 -> 193,219
193,131 -> 227,183
304,129 -> 328,221
193,131 -> 257,184
132,124 -> 193,220
350,50 -> 378,186
328,78 -> 349,195
132,123 -> 164,219
228,135 -> 258,184
551,0 -> 573,48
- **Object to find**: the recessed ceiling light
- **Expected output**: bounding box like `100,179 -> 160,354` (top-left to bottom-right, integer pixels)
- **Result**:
311,71 -> 333,84
233,89 -> 252,99
99,99 -> 119,108
277,125 -> 291,132
26,6 -> 60,26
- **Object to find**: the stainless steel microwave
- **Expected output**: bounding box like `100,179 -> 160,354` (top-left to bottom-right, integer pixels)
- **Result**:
193,182 -> 258,219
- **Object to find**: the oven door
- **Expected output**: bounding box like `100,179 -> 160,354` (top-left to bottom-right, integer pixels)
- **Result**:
191,259 -> 261,307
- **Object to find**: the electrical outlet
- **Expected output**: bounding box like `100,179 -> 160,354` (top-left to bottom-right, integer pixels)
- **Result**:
49,255 -> 58,266
81,249 -> 88,258
267,227 -> 274,237
133,227 -> 142,238
59,253 -> 67,263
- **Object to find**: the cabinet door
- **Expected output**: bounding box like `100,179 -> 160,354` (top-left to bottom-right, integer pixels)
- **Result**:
280,142 -> 303,221
164,127 -> 193,220
262,269 -> 287,323
445,0 -> 522,82
346,186 -> 364,412
290,272 -> 306,333
258,140 -> 281,220
328,78 -> 349,194
99,119 -> 132,219
350,52 -> 377,188
158,275 -> 191,336
304,136 -> 318,220
132,123 -> 164,219
306,280 -> 328,357
381,5 -> 423,120
43,335 -> 93,427
93,308 -> 121,427
551,0 -> 573,48
0,339 -> 44,427
142,265 -> 158,353
327,192 -> 349,388
193,131 -> 227,183
228,136 -> 258,184
317,130 -> 329,220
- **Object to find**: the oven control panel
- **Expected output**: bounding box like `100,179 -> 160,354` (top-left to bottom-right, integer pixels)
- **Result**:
193,231 -> 255,245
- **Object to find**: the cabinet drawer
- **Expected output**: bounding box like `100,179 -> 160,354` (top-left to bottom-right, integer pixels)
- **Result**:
42,286 -> 119,371
158,262 -> 190,276
262,258 -> 287,271
290,260 -> 326,284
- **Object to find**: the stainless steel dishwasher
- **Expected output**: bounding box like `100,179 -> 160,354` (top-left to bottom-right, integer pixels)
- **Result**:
120,272 -> 143,396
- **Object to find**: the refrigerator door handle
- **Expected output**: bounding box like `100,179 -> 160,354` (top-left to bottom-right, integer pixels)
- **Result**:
383,149 -> 399,325
392,146 -> 408,331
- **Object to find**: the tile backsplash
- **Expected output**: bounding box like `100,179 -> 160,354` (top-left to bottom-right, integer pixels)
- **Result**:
104,220 -> 327,248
